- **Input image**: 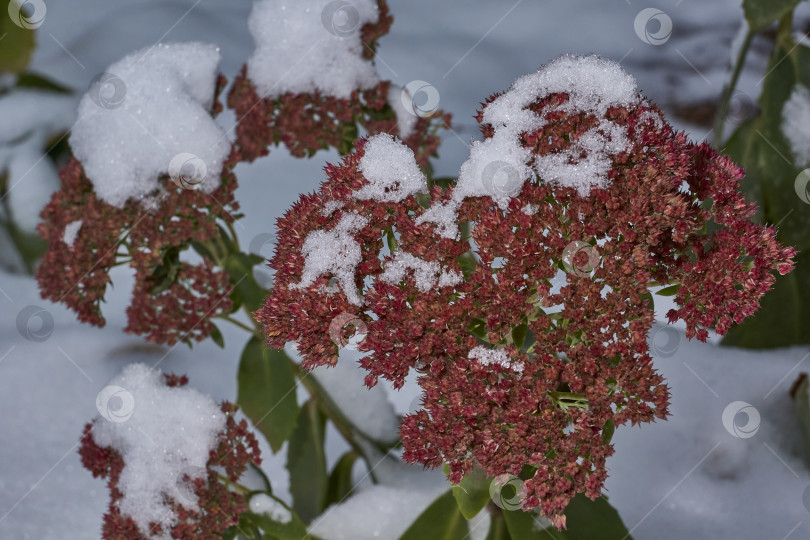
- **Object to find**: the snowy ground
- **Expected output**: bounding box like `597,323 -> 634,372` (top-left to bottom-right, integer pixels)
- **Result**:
2,0 -> 810,538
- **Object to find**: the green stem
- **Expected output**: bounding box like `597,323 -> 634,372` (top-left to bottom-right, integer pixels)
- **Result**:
221,304 -> 385,482
714,25 -> 754,145
218,473 -> 252,495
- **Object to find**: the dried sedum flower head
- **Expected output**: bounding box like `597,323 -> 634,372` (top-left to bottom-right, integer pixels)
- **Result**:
228,0 -> 449,166
256,55 -> 795,527
79,371 -> 261,539
36,75 -> 237,346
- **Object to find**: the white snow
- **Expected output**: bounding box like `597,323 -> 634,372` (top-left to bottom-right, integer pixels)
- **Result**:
62,220 -> 83,247
249,493 -> 292,524
90,363 -> 226,537
387,84 -> 418,138
419,55 -> 639,239
246,0 -> 381,99
521,203 -> 539,215
300,345 -> 400,443
291,212 -> 369,305
469,346 -> 524,374
355,134 -> 427,202
379,251 -> 462,292
781,84 -> 810,167
68,42 -> 231,208
0,89 -> 75,232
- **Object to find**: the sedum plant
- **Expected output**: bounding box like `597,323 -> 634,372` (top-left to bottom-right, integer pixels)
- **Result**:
31,1 -> 795,538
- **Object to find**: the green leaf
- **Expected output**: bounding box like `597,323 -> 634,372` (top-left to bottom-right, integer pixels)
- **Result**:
720,38 -> 810,347
400,490 -> 469,540
561,495 -> 632,539
0,2 -> 36,74
742,0 -> 802,30
511,324 -> 528,350
237,337 -> 299,453
655,284 -> 680,297
458,251 -> 477,279
325,450 -> 359,509
601,418 -> 615,445
244,492 -> 309,540
209,323 -> 225,348
503,508 -> 562,539
484,513 -> 511,540
450,464 -> 491,519
15,72 -> 71,93
224,252 -> 267,313
504,495 -> 632,539
288,399 -> 328,524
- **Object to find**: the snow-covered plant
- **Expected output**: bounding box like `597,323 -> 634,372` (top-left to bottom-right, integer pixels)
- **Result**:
79,365 -> 262,539
29,0 -> 797,537
257,55 -> 795,527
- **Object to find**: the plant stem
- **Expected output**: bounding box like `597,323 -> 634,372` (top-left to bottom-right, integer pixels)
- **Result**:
714,25 -> 754,145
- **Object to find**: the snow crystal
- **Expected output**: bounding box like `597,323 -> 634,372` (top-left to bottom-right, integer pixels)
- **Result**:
469,346 -> 524,374
781,84 -> 810,167
355,134 -> 427,202
521,203 -> 539,215
380,251 -> 462,292
246,0 -> 380,99
421,55 -> 639,239
321,200 -> 345,216
69,42 -> 230,208
249,493 -> 292,524
91,363 -> 226,538
292,212 -> 369,305
62,220 -> 82,247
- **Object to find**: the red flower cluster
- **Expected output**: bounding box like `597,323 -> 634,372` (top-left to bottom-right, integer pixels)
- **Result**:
256,82 -> 795,525
227,0 -> 449,167
36,78 -> 238,346
79,375 -> 261,540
